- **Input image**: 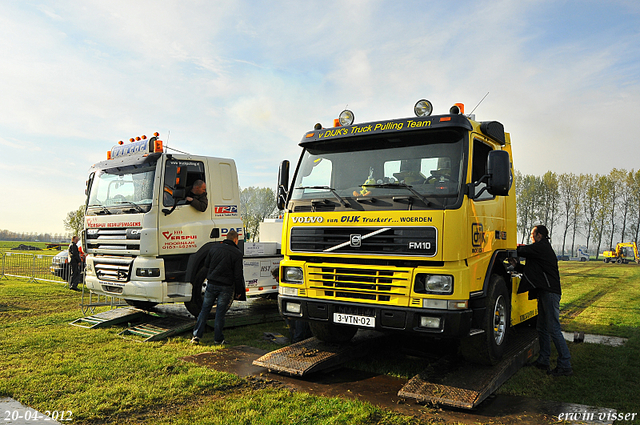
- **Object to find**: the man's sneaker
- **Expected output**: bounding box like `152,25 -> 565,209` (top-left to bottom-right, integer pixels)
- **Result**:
190,336 -> 200,345
548,367 -> 573,377
213,340 -> 226,346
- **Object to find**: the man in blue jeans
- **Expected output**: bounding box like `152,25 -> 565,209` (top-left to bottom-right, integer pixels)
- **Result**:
191,230 -> 246,345
510,225 -> 573,377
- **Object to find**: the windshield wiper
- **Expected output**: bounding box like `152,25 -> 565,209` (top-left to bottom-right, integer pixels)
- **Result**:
363,183 -> 430,206
113,200 -> 144,212
296,186 -> 348,207
88,204 -> 112,214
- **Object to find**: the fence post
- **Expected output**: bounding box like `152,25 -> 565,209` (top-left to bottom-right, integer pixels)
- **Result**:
1,252 -> 5,279
30,254 -> 37,283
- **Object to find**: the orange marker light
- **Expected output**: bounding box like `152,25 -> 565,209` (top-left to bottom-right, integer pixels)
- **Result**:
154,139 -> 163,153
129,138 -> 135,143
135,136 -> 141,141
118,141 -> 123,145
333,118 -> 341,127
153,132 -> 159,137
440,117 -> 452,122
141,135 -> 147,140
107,151 -> 112,160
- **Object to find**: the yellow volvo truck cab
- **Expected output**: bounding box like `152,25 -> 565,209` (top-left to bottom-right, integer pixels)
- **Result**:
276,100 -> 537,365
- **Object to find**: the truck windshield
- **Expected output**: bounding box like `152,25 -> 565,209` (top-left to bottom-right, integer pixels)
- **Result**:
291,131 -> 465,205
86,163 -> 156,215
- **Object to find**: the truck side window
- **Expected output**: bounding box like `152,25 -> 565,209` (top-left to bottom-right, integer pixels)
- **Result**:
163,160 -> 206,207
472,139 -> 494,201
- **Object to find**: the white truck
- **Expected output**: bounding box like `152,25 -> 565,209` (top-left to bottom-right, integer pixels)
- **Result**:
83,133 -> 281,316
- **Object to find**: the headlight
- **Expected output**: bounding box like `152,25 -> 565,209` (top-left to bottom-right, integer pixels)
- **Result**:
414,274 -> 453,294
338,109 -> 355,126
414,99 -> 433,117
136,268 -> 160,277
283,266 -> 304,284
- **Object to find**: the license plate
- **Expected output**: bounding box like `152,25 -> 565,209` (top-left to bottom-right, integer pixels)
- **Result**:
333,312 -> 375,328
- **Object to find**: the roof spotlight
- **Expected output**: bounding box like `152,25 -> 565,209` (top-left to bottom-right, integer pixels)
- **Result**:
414,99 -> 433,117
338,109 -> 355,126
450,103 -> 465,114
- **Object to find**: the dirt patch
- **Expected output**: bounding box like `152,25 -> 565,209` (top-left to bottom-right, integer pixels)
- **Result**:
182,345 -> 561,424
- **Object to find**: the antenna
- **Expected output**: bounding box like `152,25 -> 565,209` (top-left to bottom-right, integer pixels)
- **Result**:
469,92 -> 489,115
162,130 -> 191,155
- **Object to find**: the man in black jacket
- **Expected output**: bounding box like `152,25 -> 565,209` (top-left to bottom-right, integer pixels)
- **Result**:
510,225 -> 573,376
191,230 -> 246,345
68,236 -> 82,291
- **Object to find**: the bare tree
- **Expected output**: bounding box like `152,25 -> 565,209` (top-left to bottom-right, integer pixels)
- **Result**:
558,173 -> 579,256
618,170 -> 634,242
63,205 -> 85,237
582,174 -> 600,254
594,175 -> 612,260
240,187 -> 277,242
540,171 -> 560,238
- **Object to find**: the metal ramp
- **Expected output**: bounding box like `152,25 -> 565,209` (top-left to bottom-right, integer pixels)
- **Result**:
398,326 -> 538,409
69,307 -> 147,329
252,330 -> 388,376
119,316 -> 196,342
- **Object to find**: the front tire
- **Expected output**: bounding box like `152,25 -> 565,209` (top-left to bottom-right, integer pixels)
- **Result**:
309,321 -> 358,343
184,267 -> 207,318
125,300 -> 158,310
460,275 -> 510,365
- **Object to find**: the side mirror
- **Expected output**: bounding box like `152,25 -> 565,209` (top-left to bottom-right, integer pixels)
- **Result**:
486,150 -> 511,196
277,160 -> 290,211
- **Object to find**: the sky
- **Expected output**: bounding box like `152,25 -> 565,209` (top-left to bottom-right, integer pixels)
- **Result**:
1,0 -> 640,235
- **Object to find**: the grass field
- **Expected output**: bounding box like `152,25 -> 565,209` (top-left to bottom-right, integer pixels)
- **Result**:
1,261 -> 639,424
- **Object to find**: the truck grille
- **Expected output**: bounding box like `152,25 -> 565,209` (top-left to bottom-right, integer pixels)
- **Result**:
307,264 -> 411,303
86,227 -> 141,256
93,256 -> 134,282
290,226 -> 437,257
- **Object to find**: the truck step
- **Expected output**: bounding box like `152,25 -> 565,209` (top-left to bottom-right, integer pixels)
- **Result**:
252,330 -> 388,376
69,307 -> 147,329
398,326 -> 538,409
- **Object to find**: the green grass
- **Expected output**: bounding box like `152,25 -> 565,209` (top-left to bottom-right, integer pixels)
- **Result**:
0,278 -> 418,425
2,261 -> 639,424
499,261 -> 640,421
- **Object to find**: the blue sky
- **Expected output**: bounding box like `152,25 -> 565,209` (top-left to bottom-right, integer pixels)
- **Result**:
1,0 -> 640,234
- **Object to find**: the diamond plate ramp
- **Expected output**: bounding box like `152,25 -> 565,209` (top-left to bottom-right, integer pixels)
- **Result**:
69,307 -> 147,328
253,330 -> 387,376
398,326 -> 538,409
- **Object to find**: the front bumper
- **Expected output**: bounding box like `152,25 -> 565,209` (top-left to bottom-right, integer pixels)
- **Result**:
278,295 -> 473,338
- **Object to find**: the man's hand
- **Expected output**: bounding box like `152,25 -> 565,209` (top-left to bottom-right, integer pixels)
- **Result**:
508,258 -> 518,266
186,197 -> 193,202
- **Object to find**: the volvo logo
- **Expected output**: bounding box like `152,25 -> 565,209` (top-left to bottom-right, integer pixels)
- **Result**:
350,234 -> 362,248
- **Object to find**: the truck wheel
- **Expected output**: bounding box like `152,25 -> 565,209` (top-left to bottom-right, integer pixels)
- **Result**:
184,267 -> 207,318
309,321 -> 358,343
460,275 -> 510,365
125,300 -> 158,310
604,258 -> 610,263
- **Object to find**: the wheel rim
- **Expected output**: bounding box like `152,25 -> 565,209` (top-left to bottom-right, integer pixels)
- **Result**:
493,295 -> 507,345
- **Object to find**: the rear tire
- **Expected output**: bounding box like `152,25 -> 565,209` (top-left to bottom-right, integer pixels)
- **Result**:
184,267 -> 207,318
309,321 -> 358,343
460,275 -> 510,365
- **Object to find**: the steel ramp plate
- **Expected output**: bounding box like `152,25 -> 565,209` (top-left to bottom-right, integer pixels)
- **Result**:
119,317 -> 195,342
398,326 -> 538,409
69,307 -> 147,328
252,330 -> 387,376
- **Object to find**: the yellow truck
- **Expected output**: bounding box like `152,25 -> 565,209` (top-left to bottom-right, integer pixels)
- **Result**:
602,242 -> 639,264
276,100 -> 537,365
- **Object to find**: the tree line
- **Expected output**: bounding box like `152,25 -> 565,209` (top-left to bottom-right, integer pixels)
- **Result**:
515,169 -> 640,259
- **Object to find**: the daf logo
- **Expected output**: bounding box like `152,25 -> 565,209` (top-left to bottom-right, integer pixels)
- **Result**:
350,234 -> 362,248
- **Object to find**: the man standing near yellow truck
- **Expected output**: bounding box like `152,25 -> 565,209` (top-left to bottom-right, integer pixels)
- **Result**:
510,225 -> 573,377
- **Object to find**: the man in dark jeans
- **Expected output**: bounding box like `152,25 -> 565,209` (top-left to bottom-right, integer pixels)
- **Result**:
191,230 -> 246,345
510,225 -> 573,377
68,236 -> 82,291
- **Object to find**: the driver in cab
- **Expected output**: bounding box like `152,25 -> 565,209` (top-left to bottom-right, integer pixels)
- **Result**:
186,180 -> 208,212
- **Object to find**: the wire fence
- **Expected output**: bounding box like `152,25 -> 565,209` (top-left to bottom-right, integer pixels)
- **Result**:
1,251 -> 72,284
1,250 -> 128,316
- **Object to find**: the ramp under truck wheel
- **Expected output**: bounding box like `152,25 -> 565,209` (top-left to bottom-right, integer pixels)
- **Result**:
460,274 -> 510,365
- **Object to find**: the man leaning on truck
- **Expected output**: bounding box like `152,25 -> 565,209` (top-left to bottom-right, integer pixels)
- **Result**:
186,180 -> 208,212
509,225 -> 573,377
191,229 -> 246,345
